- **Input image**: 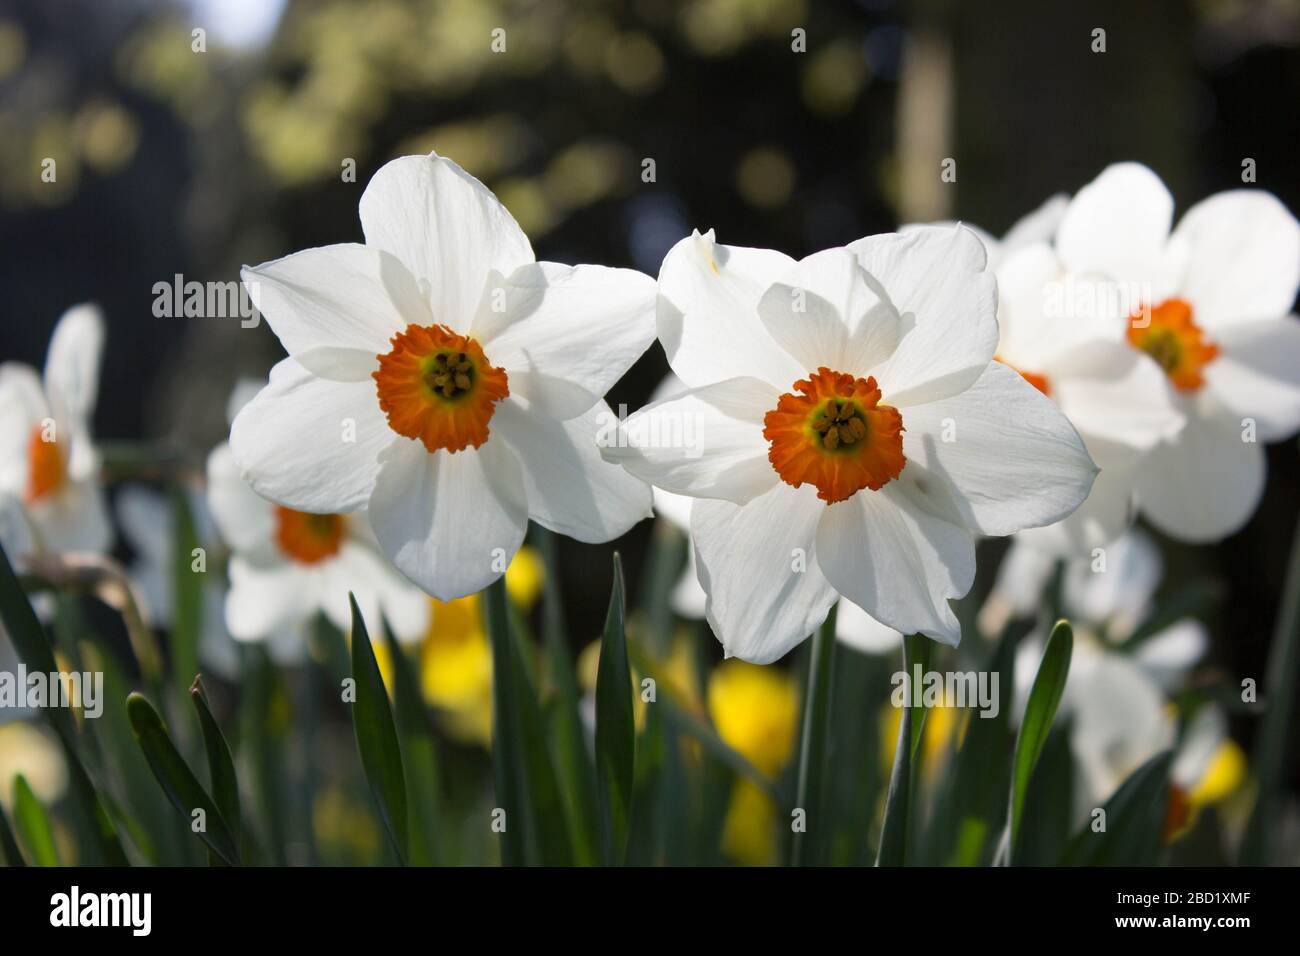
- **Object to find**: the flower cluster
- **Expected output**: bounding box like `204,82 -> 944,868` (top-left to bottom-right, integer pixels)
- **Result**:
0,152 -> 1295,868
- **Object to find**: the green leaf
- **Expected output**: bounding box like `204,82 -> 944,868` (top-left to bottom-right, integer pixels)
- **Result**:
535,528 -> 600,866
1242,521 -> 1300,864
126,692 -> 240,864
876,633 -> 926,866
170,487 -> 203,702
0,542 -> 75,744
381,618 -> 443,866
485,575 -> 529,866
0,798 -> 25,866
928,620 -> 1022,866
791,605 -> 839,866
1008,619 -> 1072,861
0,541 -> 129,865
483,574 -> 572,865
12,775 -> 60,866
595,553 -> 635,865
1013,722 -> 1075,865
347,594 -> 408,864
1063,751 -> 1172,866
188,676 -> 241,852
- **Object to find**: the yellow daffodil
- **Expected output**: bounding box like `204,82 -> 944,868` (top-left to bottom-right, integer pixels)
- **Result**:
707,660 -> 799,865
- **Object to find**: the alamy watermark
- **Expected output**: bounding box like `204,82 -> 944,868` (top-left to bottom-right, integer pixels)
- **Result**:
595,402 -> 704,458
0,664 -> 103,719
891,663 -> 1000,719
152,274 -> 261,328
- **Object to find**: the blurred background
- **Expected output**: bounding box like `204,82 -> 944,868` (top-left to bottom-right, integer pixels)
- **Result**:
0,0 -> 1297,863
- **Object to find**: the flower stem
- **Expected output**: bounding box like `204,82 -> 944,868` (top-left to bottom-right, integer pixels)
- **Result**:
790,604 -> 838,866
877,633 -> 928,866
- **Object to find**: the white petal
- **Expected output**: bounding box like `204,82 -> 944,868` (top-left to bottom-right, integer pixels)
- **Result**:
0,364 -> 47,497
1070,653 -> 1172,803
1014,448 -> 1139,557
988,538 -> 1058,617
815,482 -> 975,646
1169,190 -> 1300,331
472,262 -> 656,419
358,153 -> 534,329
367,437 -> 528,601
317,541 -> 431,643
241,243 -> 428,379
0,495 -> 35,558
229,358 -> 393,514
692,482 -> 837,663
1062,527 -> 1161,627
835,599 -> 902,655
899,361 -> 1098,536
652,486 -> 693,534
756,247 -> 903,376
493,398 -> 653,543
998,194 -> 1070,257
1134,620 -> 1208,693
1056,163 -> 1173,286
43,304 -> 104,422
646,375 -> 702,534
656,230 -> 804,389
1048,341 -> 1184,451
1136,398 -> 1265,543
670,549 -> 708,620
1172,705 -> 1226,789
847,226 -> 999,405
995,246 -> 1132,372
599,377 -> 778,504
1207,317 -> 1300,442
28,480 -> 111,555
225,377 -> 264,425
205,443 -> 275,554
224,556 -> 314,641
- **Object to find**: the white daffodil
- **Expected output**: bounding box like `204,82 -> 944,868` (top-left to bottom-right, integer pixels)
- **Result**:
210,381 -> 430,657
230,152 -> 656,601
1055,162 -> 1300,541
0,304 -> 110,557
604,227 -> 1097,662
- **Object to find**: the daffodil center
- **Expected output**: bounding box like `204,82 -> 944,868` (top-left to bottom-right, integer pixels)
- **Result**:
423,350 -> 476,400
810,398 -> 868,452
763,367 -> 905,504
274,507 -> 345,564
374,324 -> 509,453
1127,298 -> 1218,391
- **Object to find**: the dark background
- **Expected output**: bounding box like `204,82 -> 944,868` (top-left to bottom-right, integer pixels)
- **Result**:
0,0 -> 1296,772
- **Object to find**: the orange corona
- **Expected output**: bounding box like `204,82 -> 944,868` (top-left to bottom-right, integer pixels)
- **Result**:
25,427 -> 64,502
763,367 -> 905,504
373,324 -> 509,453
274,508 -> 345,564
1127,298 -> 1218,391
